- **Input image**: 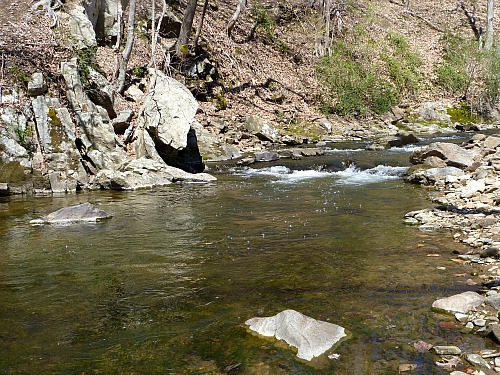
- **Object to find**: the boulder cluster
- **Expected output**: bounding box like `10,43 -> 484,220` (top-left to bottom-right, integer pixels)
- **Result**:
404,134 -> 500,373
405,134 -> 500,251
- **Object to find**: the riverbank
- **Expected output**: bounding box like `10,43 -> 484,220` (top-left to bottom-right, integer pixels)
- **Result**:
403,133 -> 500,373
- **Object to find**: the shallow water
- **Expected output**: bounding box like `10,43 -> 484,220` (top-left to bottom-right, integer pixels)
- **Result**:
0,138 -> 491,374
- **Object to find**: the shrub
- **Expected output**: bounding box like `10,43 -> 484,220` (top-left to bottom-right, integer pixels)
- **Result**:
317,39 -> 403,116
434,33 -> 476,96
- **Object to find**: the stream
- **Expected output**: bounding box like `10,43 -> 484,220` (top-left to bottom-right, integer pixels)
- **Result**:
0,134 -> 494,374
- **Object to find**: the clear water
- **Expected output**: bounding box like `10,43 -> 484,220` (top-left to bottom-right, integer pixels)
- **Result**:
0,140 -> 489,374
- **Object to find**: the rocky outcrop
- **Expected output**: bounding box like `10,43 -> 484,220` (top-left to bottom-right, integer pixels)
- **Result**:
405,134 -> 500,251
245,309 -> 347,361
83,0 -> 122,43
58,5 -> 97,49
137,69 -> 205,173
30,202 -> 111,224
0,62 -> 215,195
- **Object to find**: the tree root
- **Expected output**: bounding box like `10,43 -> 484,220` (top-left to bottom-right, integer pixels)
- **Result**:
30,0 -> 62,28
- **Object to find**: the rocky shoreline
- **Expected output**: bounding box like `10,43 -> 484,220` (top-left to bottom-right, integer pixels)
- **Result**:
403,133 -> 500,374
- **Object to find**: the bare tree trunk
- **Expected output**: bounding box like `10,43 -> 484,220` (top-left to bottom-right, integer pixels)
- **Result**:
114,0 -> 123,49
484,0 -> 495,50
116,0 -> 136,94
315,0 -> 334,56
176,0 -> 198,56
151,0 -> 156,66
194,0 -> 209,49
227,0 -> 247,36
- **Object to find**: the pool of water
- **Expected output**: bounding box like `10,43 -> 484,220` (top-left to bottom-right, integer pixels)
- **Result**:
0,137 -> 490,374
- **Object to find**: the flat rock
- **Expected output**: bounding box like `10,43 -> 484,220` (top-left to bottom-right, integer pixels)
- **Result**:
433,345 -> 462,355
432,291 -> 485,314
465,353 -> 491,369
245,309 -> 347,361
30,202 -> 112,225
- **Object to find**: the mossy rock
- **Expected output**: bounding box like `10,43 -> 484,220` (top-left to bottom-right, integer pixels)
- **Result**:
0,161 -> 30,183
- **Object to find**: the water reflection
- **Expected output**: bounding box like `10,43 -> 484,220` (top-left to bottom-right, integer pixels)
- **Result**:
0,143 -> 486,374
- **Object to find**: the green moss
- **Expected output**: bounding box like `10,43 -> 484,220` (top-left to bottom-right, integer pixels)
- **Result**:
0,161 -> 30,183
447,103 -> 471,123
48,107 -> 62,127
9,66 -> 31,88
214,92 -> 227,110
13,124 -> 34,154
76,47 -> 102,89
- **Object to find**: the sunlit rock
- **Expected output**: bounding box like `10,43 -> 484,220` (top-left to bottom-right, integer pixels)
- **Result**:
245,309 -> 347,361
432,291 -> 485,315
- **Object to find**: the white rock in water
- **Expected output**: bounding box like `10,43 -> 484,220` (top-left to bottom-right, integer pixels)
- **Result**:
432,291 -> 485,314
245,309 -> 347,361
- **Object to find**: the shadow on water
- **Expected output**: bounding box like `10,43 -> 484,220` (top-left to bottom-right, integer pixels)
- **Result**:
0,137 -> 492,374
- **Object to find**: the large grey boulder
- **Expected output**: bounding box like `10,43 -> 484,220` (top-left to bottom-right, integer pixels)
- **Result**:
386,132 -> 419,148
245,309 -> 347,361
415,102 -> 451,125
84,0 -> 122,42
405,166 -> 464,185
411,142 -> 474,169
139,69 -> 197,150
243,114 -> 280,142
137,69 -> 204,173
30,202 -> 112,225
432,291 -> 485,314
96,158 -> 216,190
59,5 -> 97,49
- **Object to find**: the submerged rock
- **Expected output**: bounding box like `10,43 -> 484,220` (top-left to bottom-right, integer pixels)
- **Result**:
245,309 -> 347,361
30,202 -> 112,225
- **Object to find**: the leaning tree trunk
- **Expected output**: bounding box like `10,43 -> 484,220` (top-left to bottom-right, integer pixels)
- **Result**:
484,0 -> 495,50
227,0 -> 247,36
176,0 -> 198,56
194,0 -> 209,49
116,0 -> 136,94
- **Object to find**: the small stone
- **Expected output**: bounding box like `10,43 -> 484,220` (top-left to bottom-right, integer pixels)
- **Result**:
481,247 -> 500,258
28,72 -> 47,96
474,318 -> 487,327
398,363 -> 417,372
433,345 -> 462,355
455,312 -> 469,323
465,353 -> 491,369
